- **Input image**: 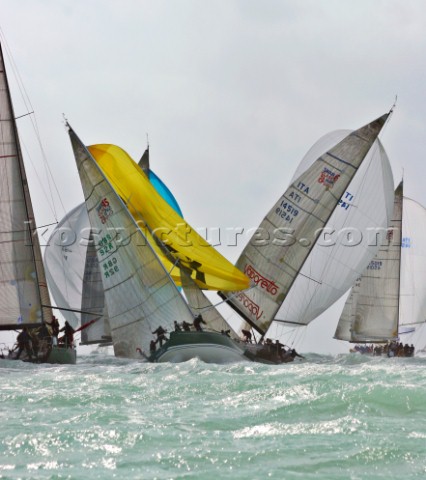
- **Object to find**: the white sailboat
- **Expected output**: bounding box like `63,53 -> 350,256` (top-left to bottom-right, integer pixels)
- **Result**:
334,182 -> 426,354
67,125 -> 248,362
219,112 -> 394,354
0,40 -> 75,364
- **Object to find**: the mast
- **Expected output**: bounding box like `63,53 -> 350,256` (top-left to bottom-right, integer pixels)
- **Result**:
396,182 -> 404,337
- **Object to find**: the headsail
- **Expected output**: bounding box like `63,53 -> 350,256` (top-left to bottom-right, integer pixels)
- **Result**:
68,126 -> 195,358
219,114 -> 390,335
0,41 -> 52,329
44,164 -> 184,341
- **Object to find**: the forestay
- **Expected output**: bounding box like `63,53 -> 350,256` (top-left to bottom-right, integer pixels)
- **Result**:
68,126 -> 195,359
220,114 -> 390,335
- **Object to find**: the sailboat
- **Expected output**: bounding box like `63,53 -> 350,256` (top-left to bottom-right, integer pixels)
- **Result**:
67,125 -> 249,362
0,40 -> 76,364
219,112 -> 394,358
334,181 -> 426,355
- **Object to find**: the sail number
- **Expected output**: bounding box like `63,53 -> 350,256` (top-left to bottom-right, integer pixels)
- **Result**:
102,256 -> 120,278
99,234 -> 114,256
367,260 -> 382,270
275,200 -> 299,223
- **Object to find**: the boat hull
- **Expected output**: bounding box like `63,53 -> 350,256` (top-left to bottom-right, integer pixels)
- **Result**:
151,331 -> 247,363
45,346 -> 77,364
7,345 -> 77,365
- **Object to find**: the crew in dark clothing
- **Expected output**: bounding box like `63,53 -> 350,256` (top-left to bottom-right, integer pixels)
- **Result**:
174,321 -> 182,332
50,316 -> 60,337
193,314 -> 207,332
241,329 -> 252,343
15,327 -> 33,360
150,340 -> 156,353
59,321 -> 75,348
152,326 -> 167,347
181,321 -> 191,332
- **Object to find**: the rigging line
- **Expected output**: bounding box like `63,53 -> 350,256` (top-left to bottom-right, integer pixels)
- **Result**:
1,31 -> 66,223
15,111 -> 34,120
41,304 -> 103,316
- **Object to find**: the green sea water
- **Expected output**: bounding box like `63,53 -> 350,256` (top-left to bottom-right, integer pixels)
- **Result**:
1,353 -> 425,480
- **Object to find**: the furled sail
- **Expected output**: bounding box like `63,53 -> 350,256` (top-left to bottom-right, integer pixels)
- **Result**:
0,42 -> 52,329
88,144 -> 250,292
219,113 -> 390,335
68,126 -> 195,358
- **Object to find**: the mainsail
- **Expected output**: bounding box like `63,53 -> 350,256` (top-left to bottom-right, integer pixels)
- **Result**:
219,114 -> 391,335
68,126 -> 196,358
0,40 -> 52,329
335,183 -> 426,344
44,160 -> 184,343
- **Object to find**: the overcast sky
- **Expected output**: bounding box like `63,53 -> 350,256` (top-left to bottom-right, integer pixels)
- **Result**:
2,0 -> 426,354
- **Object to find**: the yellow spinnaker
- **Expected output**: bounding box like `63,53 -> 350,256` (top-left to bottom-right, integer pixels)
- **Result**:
88,144 -> 249,291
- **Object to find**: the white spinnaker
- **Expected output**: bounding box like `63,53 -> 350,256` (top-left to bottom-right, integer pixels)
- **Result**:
44,203 -> 89,329
272,133 -> 394,328
68,126 -> 194,359
399,198 -> 426,333
349,183 -> 402,342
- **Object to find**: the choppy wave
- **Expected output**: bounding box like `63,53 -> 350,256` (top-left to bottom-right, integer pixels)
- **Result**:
1,353 -> 425,479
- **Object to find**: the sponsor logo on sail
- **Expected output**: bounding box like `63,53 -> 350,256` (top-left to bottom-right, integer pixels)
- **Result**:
318,167 -> 340,189
236,292 -> 263,320
244,265 -> 278,295
97,198 -> 113,224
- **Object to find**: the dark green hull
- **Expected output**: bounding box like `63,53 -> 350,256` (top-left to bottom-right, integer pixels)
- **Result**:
7,345 -> 77,365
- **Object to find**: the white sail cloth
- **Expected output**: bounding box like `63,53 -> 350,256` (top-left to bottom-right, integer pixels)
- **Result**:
68,126 -> 195,359
272,131 -> 394,329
